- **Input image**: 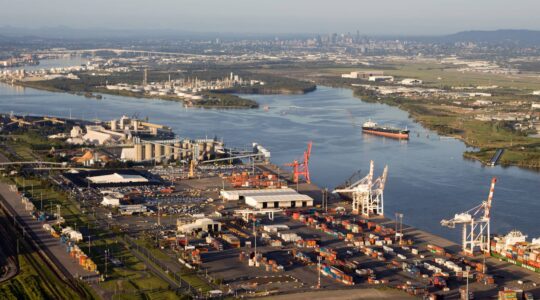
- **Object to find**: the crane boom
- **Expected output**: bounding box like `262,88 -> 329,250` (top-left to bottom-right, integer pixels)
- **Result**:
440,177 -> 497,255
484,177 -> 497,219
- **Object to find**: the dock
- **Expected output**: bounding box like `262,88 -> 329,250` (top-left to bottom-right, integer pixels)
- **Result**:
488,148 -> 504,166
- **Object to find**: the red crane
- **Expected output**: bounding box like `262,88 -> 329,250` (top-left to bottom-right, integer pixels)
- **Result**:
285,141 -> 312,184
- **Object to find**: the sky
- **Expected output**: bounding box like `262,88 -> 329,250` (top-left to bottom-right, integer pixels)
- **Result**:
1,0 -> 540,35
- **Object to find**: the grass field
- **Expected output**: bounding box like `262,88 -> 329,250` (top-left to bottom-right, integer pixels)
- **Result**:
302,62 -> 540,91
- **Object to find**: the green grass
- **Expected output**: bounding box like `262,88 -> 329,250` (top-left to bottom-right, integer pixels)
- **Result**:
12,176 -> 88,226
0,243 -> 87,300
131,237 -> 213,293
383,62 -> 540,90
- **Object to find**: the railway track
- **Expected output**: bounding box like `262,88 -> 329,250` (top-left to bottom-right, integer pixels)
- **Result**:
0,199 -> 92,298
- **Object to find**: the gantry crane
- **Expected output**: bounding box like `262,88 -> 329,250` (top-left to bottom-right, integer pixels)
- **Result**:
333,161 -> 388,217
34,116 -> 66,125
7,115 -> 32,127
285,141 -> 312,184
441,177 -> 497,255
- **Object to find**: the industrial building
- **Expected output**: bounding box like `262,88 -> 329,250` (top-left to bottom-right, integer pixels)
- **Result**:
62,169 -> 160,188
220,188 -> 313,209
368,75 -> 394,82
119,204 -> 147,215
121,137 -> 225,163
400,78 -> 423,85
87,173 -> 149,184
177,218 -> 222,233
101,195 -> 120,207
82,125 -> 127,145
341,71 -> 384,79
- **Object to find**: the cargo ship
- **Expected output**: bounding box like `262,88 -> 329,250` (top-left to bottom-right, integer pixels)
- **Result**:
490,230 -> 540,273
362,120 -> 409,139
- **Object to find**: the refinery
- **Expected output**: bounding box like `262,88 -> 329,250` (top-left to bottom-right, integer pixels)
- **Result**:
0,113 -> 538,300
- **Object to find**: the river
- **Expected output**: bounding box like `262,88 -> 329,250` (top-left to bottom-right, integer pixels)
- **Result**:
0,59 -> 538,243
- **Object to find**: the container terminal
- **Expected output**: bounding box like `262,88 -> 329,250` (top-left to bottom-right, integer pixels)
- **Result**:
0,114 -> 538,299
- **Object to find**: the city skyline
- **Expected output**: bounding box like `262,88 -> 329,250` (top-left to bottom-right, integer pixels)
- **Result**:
2,0 -> 540,35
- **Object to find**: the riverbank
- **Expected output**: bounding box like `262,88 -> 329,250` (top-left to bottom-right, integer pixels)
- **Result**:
10,79 -> 261,109
214,83 -> 317,95
352,88 -> 540,170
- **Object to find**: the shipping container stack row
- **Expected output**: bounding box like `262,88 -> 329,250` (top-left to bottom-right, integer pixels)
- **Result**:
397,282 -> 428,297
239,251 -> 285,273
221,233 -> 241,248
319,263 -> 354,286
226,171 -> 284,189
491,231 -> 540,273
61,238 -> 98,273
291,211 -> 398,248
497,288 -> 534,300
227,226 -> 250,239
206,236 -> 224,251
291,249 -> 313,265
42,223 -> 60,238
21,196 -> 36,212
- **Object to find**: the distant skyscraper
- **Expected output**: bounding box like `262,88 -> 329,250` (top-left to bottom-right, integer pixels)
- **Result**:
143,68 -> 148,86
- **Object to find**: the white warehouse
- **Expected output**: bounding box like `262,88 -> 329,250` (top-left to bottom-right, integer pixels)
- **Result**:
220,188 -> 314,209
177,218 -> 221,233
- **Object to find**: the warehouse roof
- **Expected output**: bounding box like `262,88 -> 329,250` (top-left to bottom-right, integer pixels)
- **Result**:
87,173 -> 148,184
245,193 -> 313,202
221,188 -> 303,200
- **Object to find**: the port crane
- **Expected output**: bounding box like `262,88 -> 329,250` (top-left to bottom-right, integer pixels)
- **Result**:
7,115 -> 32,127
284,141 -> 312,184
441,177 -> 497,255
333,161 -> 388,217
33,116 -> 66,125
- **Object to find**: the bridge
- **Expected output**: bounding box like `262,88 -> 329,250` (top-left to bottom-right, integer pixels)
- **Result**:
39,48 -> 207,58
0,161 -> 67,167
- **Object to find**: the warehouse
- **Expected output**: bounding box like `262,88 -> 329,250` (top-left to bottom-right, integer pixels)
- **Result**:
245,193 -> 313,209
87,173 -> 149,184
220,188 -> 313,209
220,188 -> 300,201
177,218 -> 221,233
63,169 -> 161,188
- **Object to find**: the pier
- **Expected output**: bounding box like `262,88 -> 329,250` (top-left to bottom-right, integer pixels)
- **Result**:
489,148 -> 505,166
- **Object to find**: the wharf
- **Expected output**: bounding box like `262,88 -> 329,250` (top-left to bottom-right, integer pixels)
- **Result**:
489,148 -> 505,166
235,162 -> 540,298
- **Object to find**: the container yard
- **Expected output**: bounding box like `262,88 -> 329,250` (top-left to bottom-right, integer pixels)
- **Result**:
2,114 -> 539,299
154,160 -> 540,299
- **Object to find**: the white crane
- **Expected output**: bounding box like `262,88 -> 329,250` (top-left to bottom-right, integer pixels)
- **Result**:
441,177 -> 497,255
333,161 -> 388,217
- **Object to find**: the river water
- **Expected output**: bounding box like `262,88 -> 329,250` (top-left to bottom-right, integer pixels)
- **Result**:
0,59 -> 538,243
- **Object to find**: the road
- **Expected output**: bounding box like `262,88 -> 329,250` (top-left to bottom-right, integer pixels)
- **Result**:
0,182 -> 97,279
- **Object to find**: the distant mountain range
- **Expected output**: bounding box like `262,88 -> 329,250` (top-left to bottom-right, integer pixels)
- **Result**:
441,29 -> 540,46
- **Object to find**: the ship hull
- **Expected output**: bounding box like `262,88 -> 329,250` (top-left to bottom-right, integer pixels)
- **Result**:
362,129 -> 409,139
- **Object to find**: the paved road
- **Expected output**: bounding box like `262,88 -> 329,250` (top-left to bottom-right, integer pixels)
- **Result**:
0,182 -> 95,279
259,288 -> 414,300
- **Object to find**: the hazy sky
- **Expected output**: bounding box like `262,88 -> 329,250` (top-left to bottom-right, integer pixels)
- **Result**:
1,0 -> 539,35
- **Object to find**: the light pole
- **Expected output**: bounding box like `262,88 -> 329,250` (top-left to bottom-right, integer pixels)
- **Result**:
395,212 -> 403,245
104,249 -> 108,279
317,255 -> 321,289
253,219 -> 257,260
465,265 -> 471,300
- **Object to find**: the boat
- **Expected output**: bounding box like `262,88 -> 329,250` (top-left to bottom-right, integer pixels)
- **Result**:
362,120 -> 409,139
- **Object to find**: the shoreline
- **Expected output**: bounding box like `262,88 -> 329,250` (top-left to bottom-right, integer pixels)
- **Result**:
2,78 -> 317,110
342,85 -> 540,171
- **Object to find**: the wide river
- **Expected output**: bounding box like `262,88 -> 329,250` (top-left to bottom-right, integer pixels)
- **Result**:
0,59 -> 538,243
